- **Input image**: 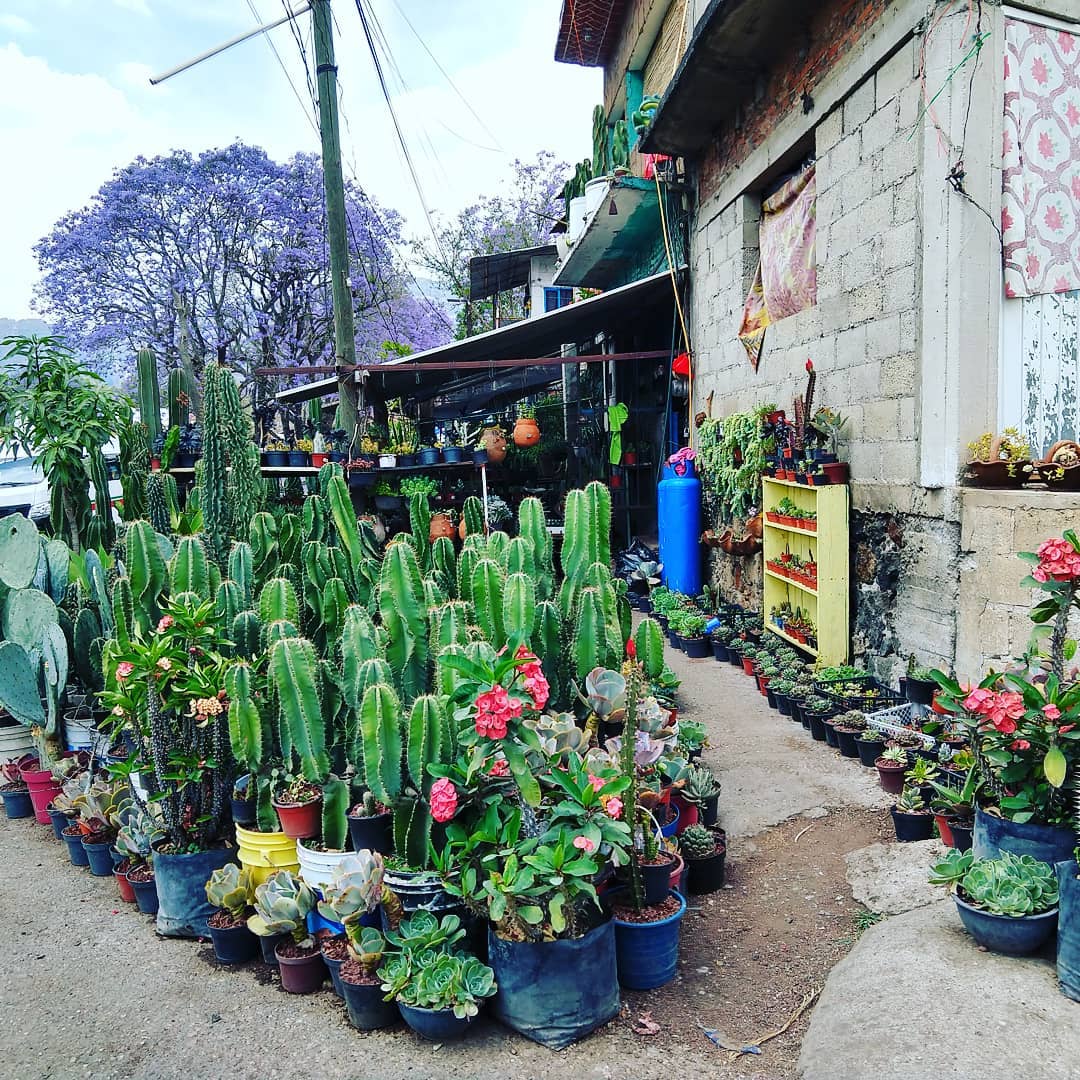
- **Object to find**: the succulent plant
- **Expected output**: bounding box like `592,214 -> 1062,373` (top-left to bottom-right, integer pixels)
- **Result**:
205,863 -> 254,918
878,746 -> 909,766
583,667 -> 626,723
524,711 -> 589,763
680,824 -> 718,861
248,869 -> 316,944
681,765 -> 720,805
833,709 -> 866,732
317,850 -> 385,933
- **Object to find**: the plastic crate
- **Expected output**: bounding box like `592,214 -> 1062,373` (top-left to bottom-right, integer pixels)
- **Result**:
864,703 -> 937,749
820,680 -> 904,712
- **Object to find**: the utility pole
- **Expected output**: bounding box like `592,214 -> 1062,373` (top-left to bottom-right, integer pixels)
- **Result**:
311,0 -> 360,448
151,1 -> 359,447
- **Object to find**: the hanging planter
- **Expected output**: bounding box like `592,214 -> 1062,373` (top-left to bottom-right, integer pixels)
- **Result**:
514,417 -> 541,447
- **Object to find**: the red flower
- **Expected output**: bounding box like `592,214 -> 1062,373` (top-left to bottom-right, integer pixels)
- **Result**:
473,685 -> 520,740
1060,724 -> 1076,734
115,662 -> 134,681
429,778 -> 458,823
487,758 -> 510,777
1043,703 -> 1062,721
1032,56 -> 1049,86
1010,739 -> 1031,751
626,638 -> 637,659
994,717 -> 1019,735
805,358 -> 814,372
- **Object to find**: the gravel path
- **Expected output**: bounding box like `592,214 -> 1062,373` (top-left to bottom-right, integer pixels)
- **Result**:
0,643 -> 888,1080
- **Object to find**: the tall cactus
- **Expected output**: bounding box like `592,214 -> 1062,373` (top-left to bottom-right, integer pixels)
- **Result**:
378,542 -> 429,705
136,347 -> 162,447
225,661 -> 266,773
471,558 -> 505,647
429,601 -> 470,654
250,512 -> 279,590
270,637 -> 328,783
409,494 -> 431,571
463,496 -> 484,538
620,658 -> 648,910
232,610 -> 261,659
167,367 -> 188,430
502,573 -> 536,645
430,536 -> 456,598
119,420 -> 149,522
258,577 -> 300,627
517,497 -> 553,601
321,776 -> 349,850
634,617 -> 665,679
229,542 -> 254,609
340,604 -> 381,705
145,472 -> 170,536
570,587 -> 606,681
170,535 -> 210,599
359,682 -> 402,804
502,536 -> 535,579
534,600 -> 565,708
456,545 -> 480,607
303,494 -> 327,544
73,608 -> 104,693
561,481 -> 611,585
88,444 -> 115,551
407,695 -> 446,798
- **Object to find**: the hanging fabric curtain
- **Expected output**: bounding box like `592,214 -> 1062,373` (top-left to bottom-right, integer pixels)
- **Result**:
1002,17 -> 1080,298
738,163 -> 817,370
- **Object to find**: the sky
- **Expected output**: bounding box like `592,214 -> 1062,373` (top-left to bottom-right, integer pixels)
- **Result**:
0,0 -> 600,318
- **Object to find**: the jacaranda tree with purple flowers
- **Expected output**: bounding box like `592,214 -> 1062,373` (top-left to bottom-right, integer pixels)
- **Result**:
34,142 -> 450,386
414,151 -> 568,338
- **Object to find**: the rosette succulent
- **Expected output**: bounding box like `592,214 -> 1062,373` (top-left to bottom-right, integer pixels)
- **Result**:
205,863 -> 253,919
247,870 -> 316,944
317,850 -> 385,955
680,824 -> 718,861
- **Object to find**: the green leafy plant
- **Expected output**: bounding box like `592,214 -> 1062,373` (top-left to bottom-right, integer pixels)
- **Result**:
928,850 -> 1058,917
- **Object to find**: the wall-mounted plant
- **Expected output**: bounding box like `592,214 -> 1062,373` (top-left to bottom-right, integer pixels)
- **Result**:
697,402 -> 777,525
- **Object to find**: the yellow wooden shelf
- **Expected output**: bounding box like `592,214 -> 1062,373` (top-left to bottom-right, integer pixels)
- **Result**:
762,476 -> 849,665
765,567 -> 818,597
764,519 -> 819,538
768,623 -> 819,656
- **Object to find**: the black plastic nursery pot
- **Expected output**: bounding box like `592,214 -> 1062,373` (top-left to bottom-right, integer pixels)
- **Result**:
341,971 -> 398,1030
347,811 -> 393,855
230,795 -> 257,826
638,853 -> 680,906
834,727 -> 862,758
682,635 -> 711,659
209,921 -> 260,964
1,787 -> 33,819
822,719 -> 840,749
488,920 -> 619,1050
765,688 -> 778,710
906,677 -> 937,707
399,1003 -> 476,1041
711,640 -> 729,662
807,712 -> 828,742
775,693 -> 792,716
728,650 -> 742,669
686,829 -> 727,894
700,792 -> 720,827
890,807 -> 935,842
856,738 -> 884,767
259,930 -> 289,965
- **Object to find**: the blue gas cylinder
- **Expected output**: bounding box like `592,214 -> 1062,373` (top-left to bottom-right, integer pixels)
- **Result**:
658,460 -> 701,595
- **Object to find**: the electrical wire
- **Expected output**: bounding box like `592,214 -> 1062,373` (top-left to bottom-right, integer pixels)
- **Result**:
655,172 -> 692,447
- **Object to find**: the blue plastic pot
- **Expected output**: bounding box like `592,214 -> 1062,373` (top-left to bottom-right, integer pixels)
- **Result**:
47,806 -> 69,840
82,837 -> 115,876
611,889 -> 687,990
152,845 -> 236,938
264,451 -> 288,468
488,920 -> 619,1049
972,807 -> 1076,866
658,802 -> 680,838
1056,862 -> 1080,1002
321,935 -> 348,997
398,1003 -> 476,1041
1,788 -> 33,819
128,873 -> 159,914
442,446 -> 464,464
62,827 -> 90,867
417,448 -> 441,465
954,894 -> 1058,956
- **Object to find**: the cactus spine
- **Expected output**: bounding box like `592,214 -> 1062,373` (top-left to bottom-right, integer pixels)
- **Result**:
87,444 -> 115,551
620,657 -> 648,910
167,367 -> 188,430
517,497 -> 553,600
359,682 -> 402,804
170,536 -> 210,599
145,472 -> 170,535
463,496 -> 484,538
225,661 -> 265,773
430,536 -> 456,598
502,572 -> 536,645
571,587 -> 606,681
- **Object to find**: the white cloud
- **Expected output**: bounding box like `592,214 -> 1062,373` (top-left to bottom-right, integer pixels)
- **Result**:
112,0 -> 151,15
0,13 -> 33,35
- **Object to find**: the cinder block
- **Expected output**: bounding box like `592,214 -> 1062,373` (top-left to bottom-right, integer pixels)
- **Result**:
835,323 -> 869,370
876,39 -> 917,104
864,399 -> 900,435
879,440 -> 918,483
842,240 -> 879,291
882,220 -> 918,272
844,76 -> 877,133
862,98 -> 900,156
850,281 -> 884,323
816,107 -> 843,154
841,166 -> 874,214
898,397 -> 916,437
866,314 -> 902,361
880,352 -> 918,398
883,264 -> 917,314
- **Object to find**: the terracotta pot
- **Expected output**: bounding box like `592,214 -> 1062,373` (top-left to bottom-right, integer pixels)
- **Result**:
482,427 -> 507,464
875,760 -> 906,796
822,461 -> 849,484
745,513 -> 763,540
622,451 -> 638,465
272,796 -> 323,839
429,513 -> 455,543
513,418 -> 540,447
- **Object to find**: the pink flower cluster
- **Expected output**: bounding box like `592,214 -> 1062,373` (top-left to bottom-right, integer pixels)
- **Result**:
515,646 -> 550,710
963,688 -> 1026,735
474,685 -> 522,740
429,778 -> 458,823
1032,537 -> 1080,583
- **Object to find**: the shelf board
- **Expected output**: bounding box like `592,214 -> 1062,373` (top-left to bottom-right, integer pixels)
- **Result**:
764,519 -> 819,538
765,567 -> 818,597
170,467 -> 320,477
766,624 -> 819,656
765,477 -> 835,490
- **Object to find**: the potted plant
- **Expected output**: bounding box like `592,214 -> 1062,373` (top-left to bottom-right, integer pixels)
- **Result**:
481,424 -> 507,464
310,431 -> 327,468
905,659 -> 938,706
962,429 -> 1031,488
607,658 -> 687,990
812,408 -> 850,483
291,438 -> 313,467
270,774 -> 322,840
891,764 -> 936,842
680,764 -> 721,826
679,614 -> 711,659
418,443 -> 442,466
679,822 -> 727,893
373,479 -> 403,512
929,849 -> 1059,955
205,863 -> 260,964
831,709 -> 866,758
317,851 -> 397,1027
347,456 -> 377,488
378,911 -> 497,1040
116,808 -> 160,914
929,761 -> 980,851
73,777 -> 126,876
347,790 -> 393,854
175,422 -> 202,468
263,439 -> 289,468
0,755 -> 33,819
514,404 -> 541,447
1057,854 -> 1080,1002
248,870 -> 322,990
875,745 -> 909,794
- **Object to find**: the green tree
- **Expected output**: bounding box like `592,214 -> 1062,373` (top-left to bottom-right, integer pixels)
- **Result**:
0,336 -> 132,551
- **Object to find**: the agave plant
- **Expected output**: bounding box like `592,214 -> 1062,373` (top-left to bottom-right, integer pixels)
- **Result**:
205,863 -> 254,919
248,870 -> 316,945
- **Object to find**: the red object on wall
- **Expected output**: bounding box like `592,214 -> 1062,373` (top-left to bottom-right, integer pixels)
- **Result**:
672,351 -> 691,377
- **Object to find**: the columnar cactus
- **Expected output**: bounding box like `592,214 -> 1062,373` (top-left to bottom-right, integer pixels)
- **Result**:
225,661 -> 265,774
634,617 -> 666,679
136,347 -> 162,447
73,608 -> 104,693
167,367 -> 188,430
250,512 -> 280,589
270,637 -> 328,783
118,421 -> 149,523
502,536 -> 536,579
258,576 -> 300,628
502,572 -> 536,644
359,682 -> 403,805
229,542 -> 254,610
231,610 -> 261,659
471,558 -> 505,648
145,472 -> 170,536
561,482 -> 611,586
570,587 -> 606,682
456,545 -> 480,607
88,444 -> 115,551
517,497 -> 553,600
378,542 -> 429,705
170,536 -> 210,599
463,496 -> 484,539
430,536 -> 457,598
533,599 -> 565,708
429,601 -> 470,654
321,775 -> 350,850
409,493 -> 431,571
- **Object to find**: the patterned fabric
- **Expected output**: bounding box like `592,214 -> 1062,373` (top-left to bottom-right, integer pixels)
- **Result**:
738,165 -> 817,369
1003,18 -> 1080,298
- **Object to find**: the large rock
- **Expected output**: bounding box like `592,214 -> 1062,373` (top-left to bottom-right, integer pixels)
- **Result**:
845,839 -> 946,915
800,900 -> 1077,1080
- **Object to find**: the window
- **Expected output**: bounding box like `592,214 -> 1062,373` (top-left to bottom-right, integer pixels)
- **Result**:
544,286 -> 574,312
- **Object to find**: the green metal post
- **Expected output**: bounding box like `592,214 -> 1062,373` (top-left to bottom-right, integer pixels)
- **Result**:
312,0 -> 359,449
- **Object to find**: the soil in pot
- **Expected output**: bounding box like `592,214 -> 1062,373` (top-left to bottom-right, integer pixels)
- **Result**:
321,933 -> 350,997
207,909 -> 260,964
340,960 -> 399,1030
113,857 -> 136,903
275,939 -> 326,993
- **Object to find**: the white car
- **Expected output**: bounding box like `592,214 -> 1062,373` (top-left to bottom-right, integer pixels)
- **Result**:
0,451 -> 124,526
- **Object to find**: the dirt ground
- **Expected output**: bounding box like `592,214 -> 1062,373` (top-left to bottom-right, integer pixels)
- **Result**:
0,651 -> 893,1080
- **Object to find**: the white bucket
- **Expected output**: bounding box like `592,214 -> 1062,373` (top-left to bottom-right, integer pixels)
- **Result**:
568,196 -> 588,242
584,176 -> 609,215
0,724 -> 35,764
296,839 -> 353,891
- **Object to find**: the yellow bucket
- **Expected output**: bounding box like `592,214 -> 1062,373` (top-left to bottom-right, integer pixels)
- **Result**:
235,824 -> 299,886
